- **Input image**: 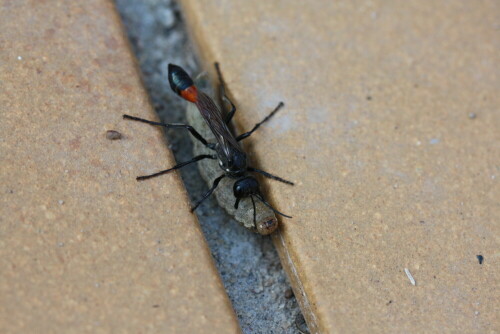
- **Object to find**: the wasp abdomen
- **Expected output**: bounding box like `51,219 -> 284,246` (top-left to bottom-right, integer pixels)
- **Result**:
168,63 -> 198,102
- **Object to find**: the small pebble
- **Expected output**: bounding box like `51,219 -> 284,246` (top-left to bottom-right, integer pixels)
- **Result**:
263,278 -> 274,287
58,200 -> 64,205
468,112 -> 477,119
284,288 -> 294,299
106,130 -> 122,140
17,56 -> 23,60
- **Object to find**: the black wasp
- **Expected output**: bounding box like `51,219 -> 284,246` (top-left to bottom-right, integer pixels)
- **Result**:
123,63 -> 293,227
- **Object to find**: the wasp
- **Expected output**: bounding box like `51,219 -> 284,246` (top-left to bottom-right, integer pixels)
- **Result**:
124,63 -> 292,234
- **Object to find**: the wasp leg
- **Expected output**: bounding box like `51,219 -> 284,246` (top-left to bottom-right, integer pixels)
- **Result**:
136,154 -> 216,181
250,196 -> 257,226
236,102 -> 284,141
123,114 -> 214,150
214,62 -> 237,124
191,174 -> 226,212
248,166 -> 294,186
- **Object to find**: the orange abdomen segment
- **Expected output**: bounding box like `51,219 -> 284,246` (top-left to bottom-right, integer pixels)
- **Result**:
180,85 -> 198,103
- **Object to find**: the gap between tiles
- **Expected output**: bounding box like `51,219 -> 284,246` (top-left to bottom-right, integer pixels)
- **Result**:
115,1 -> 308,333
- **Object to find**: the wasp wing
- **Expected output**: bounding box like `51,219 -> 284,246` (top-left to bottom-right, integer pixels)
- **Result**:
195,92 -> 242,160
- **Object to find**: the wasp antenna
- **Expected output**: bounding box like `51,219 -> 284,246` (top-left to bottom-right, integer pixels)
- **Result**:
168,64 -> 198,102
256,194 -> 292,219
234,198 -> 241,210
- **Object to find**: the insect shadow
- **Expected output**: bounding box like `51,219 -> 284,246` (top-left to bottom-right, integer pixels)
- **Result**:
123,63 -> 293,232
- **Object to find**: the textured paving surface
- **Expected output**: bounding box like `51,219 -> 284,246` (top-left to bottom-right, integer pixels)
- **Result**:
178,1 -> 499,333
115,1 -> 305,333
0,1 -> 239,333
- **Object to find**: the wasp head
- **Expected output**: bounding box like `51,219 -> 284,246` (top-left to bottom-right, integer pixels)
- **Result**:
233,176 -> 260,199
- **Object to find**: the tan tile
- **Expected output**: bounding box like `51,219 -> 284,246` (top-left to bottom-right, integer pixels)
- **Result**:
179,1 -> 499,333
0,1 -> 239,333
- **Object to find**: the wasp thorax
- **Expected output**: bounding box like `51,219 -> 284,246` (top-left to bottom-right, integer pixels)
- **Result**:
233,176 -> 260,198
256,217 -> 278,235
230,151 -> 247,172
218,150 -> 247,175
